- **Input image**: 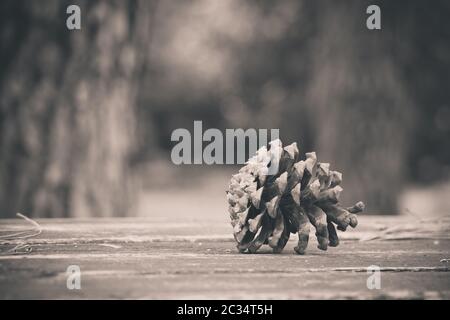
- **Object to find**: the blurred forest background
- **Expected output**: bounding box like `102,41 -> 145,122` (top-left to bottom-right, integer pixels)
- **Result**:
0,0 -> 449,218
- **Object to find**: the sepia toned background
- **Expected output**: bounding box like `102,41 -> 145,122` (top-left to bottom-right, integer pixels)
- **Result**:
0,0 -> 449,219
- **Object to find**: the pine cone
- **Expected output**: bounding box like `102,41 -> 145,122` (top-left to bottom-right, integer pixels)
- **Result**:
226,139 -> 365,254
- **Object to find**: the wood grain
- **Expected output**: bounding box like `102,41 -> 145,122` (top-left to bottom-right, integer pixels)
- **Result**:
0,216 -> 449,299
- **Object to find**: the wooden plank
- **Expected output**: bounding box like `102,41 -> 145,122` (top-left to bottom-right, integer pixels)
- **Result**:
0,216 -> 449,299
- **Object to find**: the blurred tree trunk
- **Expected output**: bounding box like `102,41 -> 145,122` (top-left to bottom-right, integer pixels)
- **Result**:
306,1 -> 414,213
0,0 -> 152,217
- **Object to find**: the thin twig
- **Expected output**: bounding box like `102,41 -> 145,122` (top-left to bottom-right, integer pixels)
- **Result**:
0,213 -> 42,255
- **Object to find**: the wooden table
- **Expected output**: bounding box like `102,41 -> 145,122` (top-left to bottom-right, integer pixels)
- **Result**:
0,215 -> 449,299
